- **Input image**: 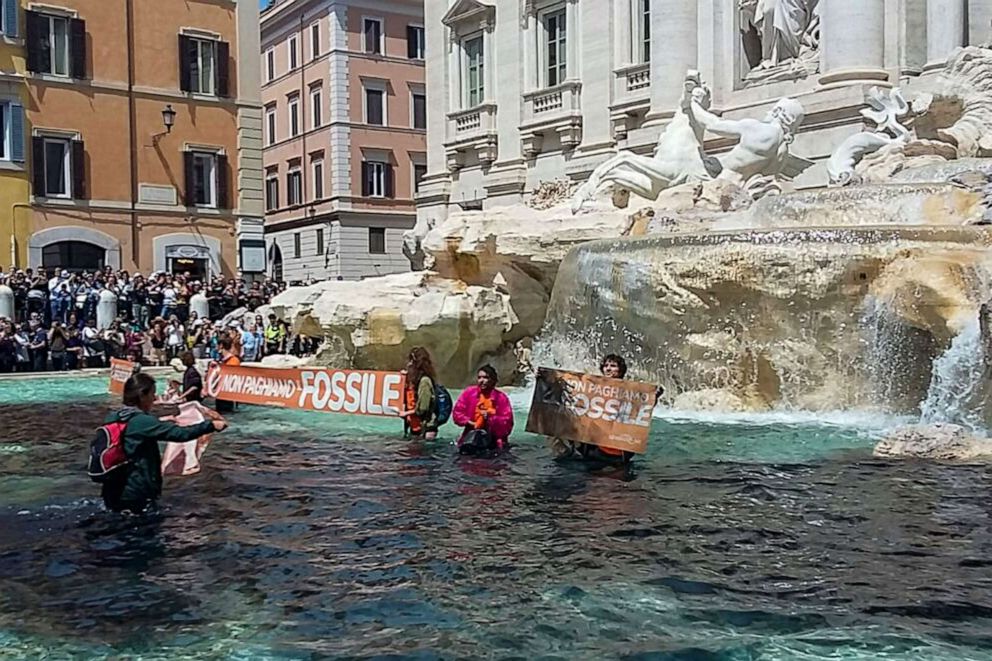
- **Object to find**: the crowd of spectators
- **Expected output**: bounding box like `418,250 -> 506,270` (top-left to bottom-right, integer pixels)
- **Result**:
0,266 -> 318,373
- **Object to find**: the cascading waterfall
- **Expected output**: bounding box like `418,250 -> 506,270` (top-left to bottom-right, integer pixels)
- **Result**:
919,316 -> 988,432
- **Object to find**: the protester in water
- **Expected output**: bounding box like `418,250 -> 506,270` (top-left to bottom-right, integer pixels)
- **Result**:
178,351 -> 203,402
550,354 -> 655,465
101,372 -> 226,513
452,364 -> 514,454
401,347 -> 438,440
214,336 -> 240,413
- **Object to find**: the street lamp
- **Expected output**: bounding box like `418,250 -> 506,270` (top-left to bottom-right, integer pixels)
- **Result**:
161,104 -> 177,133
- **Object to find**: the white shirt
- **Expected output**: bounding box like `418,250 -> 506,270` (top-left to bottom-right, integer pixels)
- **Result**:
166,323 -> 185,347
163,286 -> 177,305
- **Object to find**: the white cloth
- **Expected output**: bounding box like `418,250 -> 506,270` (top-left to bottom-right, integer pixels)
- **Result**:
166,323 -> 185,347
161,402 -> 212,477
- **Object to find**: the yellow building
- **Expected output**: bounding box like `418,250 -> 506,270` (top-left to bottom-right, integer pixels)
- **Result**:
0,0 -> 29,269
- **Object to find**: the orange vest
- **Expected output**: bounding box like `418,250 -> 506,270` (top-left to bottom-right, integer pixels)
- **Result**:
405,386 -> 423,434
473,392 -> 496,429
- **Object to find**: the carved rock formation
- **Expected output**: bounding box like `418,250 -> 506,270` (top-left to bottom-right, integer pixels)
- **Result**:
262,271 -> 519,386
874,423 -> 992,460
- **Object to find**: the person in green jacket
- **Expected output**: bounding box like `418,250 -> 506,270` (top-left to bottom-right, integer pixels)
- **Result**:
101,372 -> 227,514
400,346 -> 438,440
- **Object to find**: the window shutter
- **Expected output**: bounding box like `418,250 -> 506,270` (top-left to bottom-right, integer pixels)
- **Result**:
216,40 -> 230,97
216,153 -> 229,209
178,35 -> 191,92
8,103 -> 24,162
183,151 -> 195,205
25,10 -> 45,73
384,164 -> 394,198
31,136 -> 44,194
406,26 -> 416,59
71,139 -> 86,199
360,162 -> 369,197
69,18 -> 86,79
4,0 -> 18,39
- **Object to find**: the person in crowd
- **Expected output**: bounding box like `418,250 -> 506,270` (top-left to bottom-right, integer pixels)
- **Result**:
100,372 -> 226,514
65,325 -> 85,370
48,321 -> 69,371
165,315 -> 185,361
13,323 -> 31,371
451,365 -> 514,454
0,321 -> 16,373
264,314 -> 283,355
241,322 -> 259,363
401,347 -> 439,440
29,321 -> 48,371
81,318 -> 105,367
146,320 -> 165,366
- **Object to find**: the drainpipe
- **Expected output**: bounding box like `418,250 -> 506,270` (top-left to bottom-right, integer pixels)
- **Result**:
126,0 -> 139,267
9,203 -> 31,268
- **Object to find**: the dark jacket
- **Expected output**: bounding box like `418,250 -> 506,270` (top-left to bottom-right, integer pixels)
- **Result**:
101,407 -> 214,512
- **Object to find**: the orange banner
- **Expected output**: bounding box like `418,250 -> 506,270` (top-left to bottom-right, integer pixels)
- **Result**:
525,368 -> 658,454
108,358 -> 137,395
203,363 -> 405,417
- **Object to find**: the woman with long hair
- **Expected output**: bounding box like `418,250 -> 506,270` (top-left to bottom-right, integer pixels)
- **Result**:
401,347 -> 439,440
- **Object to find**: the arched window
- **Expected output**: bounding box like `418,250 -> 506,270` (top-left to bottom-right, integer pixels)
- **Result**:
41,241 -> 105,272
269,242 -> 283,282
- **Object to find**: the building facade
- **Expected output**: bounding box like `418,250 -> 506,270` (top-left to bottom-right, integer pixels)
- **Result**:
419,0 -> 992,225
0,0 -> 263,278
0,0 -> 30,268
261,0 -> 426,283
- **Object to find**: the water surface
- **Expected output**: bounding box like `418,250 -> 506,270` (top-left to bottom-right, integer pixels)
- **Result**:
2,377 -> 991,659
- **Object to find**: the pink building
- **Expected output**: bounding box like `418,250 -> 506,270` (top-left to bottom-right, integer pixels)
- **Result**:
261,0 -> 426,282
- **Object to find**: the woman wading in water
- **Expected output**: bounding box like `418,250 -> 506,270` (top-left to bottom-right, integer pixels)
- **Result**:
401,347 -> 439,440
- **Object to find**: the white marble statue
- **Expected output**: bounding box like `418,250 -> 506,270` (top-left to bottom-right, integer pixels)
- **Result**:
571,72 -> 716,214
827,88 -> 912,186
572,72 -> 808,213
684,81 -> 808,189
740,0 -> 820,69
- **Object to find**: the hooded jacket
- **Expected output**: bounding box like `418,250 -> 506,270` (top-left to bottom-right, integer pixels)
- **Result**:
101,406 -> 214,511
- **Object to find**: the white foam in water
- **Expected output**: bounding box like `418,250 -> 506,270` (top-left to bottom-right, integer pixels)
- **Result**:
920,316 -> 987,432
657,407 -> 912,433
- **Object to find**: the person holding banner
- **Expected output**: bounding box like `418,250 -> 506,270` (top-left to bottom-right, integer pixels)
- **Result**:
452,365 -> 514,455
214,336 -> 241,413
101,372 -> 227,514
400,347 -> 438,440
549,354 -> 659,465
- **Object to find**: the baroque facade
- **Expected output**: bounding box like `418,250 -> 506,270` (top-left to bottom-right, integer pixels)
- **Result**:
418,0 -> 992,225
0,0 -> 264,278
261,0 -> 426,284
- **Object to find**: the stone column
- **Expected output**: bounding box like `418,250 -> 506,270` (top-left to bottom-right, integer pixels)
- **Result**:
644,0 -> 698,125
819,0 -> 888,85
969,0 -> 992,48
926,0 -> 967,71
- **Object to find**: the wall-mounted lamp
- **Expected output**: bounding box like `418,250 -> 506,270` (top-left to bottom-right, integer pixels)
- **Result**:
161,104 -> 177,133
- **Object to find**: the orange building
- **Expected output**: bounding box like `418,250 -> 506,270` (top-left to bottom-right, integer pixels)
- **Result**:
261,0 -> 425,282
19,0 -> 263,279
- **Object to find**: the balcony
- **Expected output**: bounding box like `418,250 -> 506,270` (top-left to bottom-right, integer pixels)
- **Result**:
610,62 -> 651,140
520,80 -> 583,157
444,103 -> 498,171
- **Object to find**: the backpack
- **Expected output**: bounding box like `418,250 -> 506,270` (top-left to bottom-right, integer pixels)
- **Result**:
434,385 -> 453,425
87,421 -> 130,483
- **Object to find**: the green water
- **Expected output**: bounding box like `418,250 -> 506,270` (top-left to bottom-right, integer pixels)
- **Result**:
2,376 -> 991,660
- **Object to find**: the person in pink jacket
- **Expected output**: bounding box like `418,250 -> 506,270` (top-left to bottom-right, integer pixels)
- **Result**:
452,364 -> 514,454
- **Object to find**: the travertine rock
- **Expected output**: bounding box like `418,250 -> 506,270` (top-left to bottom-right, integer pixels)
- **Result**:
874,423 -> 992,460
263,271 -> 518,386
